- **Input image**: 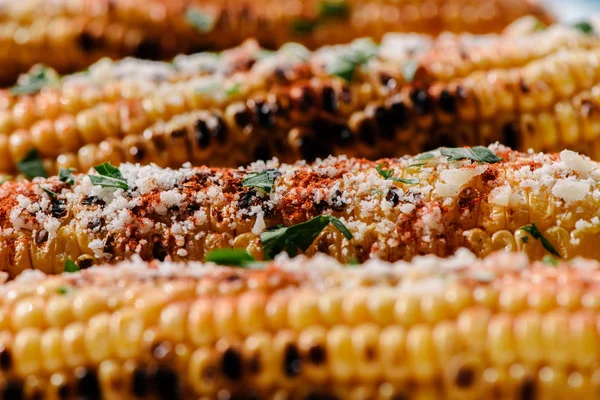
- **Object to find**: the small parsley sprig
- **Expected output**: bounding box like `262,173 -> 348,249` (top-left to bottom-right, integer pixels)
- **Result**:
520,223 -> 561,258
64,259 -> 79,273
186,8 -> 216,33
242,169 -> 281,193
89,163 -> 129,190
260,215 -> 353,259
376,164 -> 419,184
205,249 -> 260,268
440,146 -> 502,164
59,168 -> 76,185
17,149 -> 47,179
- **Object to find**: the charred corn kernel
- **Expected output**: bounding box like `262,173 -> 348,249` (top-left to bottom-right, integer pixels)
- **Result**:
0,252 -> 587,397
0,0 -> 552,86
18,19 -> 600,174
5,145 -> 600,276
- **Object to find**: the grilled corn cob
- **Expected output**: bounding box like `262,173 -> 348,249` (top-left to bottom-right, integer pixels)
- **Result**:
2,145 -> 600,277
0,0 -> 553,85
2,19 -> 600,174
1,250 -> 600,398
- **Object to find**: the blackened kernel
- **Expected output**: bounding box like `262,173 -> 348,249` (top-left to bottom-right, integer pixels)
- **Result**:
135,39 -> 161,60
76,368 -> 100,400
87,217 -> 104,231
171,128 -> 187,138
298,135 -> 331,161
520,379 -> 536,400
502,122 -> 520,149
321,86 -> 337,113
438,89 -> 457,114
519,79 -> 531,94
77,32 -> 100,53
154,366 -> 180,400
222,348 -> 243,381
0,347 -> 11,370
357,120 -> 376,145
336,126 -> 354,147
255,102 -> 276,128
152,240 -> 168,262
194,120 -> 211,148
35,229 -> 49,245
248,355 -> 262,374
374,106 -> 395,140
50,199 -> 67,218
238,190 -> 259,210
213,116 -> 228,144
103,235 -> 115,254
253,146 -> 272,161
283,344 -> 302,378
129,146 -> 146,161
2,380 -> 23,400
81,195 -> 105,206
455,367 -> 475,388
379,72 -> 397,89
410,89 -> 432,115
385,189 -> 400,206
233,108 -> 252,128
297,87 -> 316,112
78,258 -> 94,270
390,100 -> 408,128
305,393 -> 339,400
58,384 -> 70,400
132,368 -> 149,397
307,345 -> 326,365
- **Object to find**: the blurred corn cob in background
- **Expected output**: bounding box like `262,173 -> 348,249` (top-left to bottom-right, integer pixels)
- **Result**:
0,0 -> 553,86
1,18 -> 600,175
0,251 -> 600,398
1,145 -> 600,276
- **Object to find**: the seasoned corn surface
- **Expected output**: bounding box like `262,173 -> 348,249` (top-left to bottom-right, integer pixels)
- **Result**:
2,19 -> 600,174
1,145 -> 600,277
0,251 -> 599,399
0,0 -> 553,85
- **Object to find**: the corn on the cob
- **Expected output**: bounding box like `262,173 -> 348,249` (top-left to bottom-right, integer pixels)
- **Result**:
2,144 -> 600,277
1,250 -> 600,398
0,0 -> 553,85
2,19 -> 600,174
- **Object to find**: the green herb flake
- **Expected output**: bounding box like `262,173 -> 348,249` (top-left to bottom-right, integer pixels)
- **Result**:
64,259 -> 79,273
402,59 -> 419,83
195,81 -> 220,94
0,176 -> 11,185
205,249 -> 257,267
57,286 -> 74,295
318,0 -> 350,18
415,152 -> 435,161
542,254 -> 559,267
242,169 -> 281,193
519,223 -> 561,258
376,164 -> 419,185
10,65 -> 59,95
532,18 -> 547,32
17,149 -> 47,179
260,215 -> 353,260
521,236 -> 529,244
440,146 -> 503,164
89,163 -> 129,190
40,186 -> 58,198
292,19 -> 319,35
406,162 -> 426,169
224,82 -> 242,97
348,257 -> 360,266
186,8 -> 216,33
326,39 -> 379,82
574,21 -> 594,35
59,168 -> 76,185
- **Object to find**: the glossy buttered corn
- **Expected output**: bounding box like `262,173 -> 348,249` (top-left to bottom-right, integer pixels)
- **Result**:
0,251 -> 600,399
0,0 -> 553,85
2,145 -> 600,277
3,19 -> 600,174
